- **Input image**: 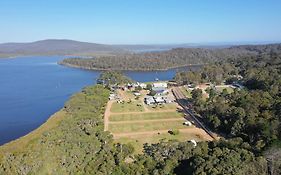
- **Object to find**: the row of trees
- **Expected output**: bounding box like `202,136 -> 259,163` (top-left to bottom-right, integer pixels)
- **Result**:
174,62 -> 239,85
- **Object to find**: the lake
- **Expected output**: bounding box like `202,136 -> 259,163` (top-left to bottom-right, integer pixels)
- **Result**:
0,56 -> 199,145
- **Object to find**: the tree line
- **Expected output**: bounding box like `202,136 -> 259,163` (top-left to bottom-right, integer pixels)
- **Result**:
58,44 -> 279,71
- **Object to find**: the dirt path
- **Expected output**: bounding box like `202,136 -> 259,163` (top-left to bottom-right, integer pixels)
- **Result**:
109,118 -> 185,124
113,128 -> 213,141
104,100 -> 114,131
142,100 -> 149,112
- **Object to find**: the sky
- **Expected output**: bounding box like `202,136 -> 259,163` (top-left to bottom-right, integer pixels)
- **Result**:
0,0 -> 281,44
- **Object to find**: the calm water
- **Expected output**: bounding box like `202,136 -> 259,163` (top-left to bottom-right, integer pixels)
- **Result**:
0,56 -> 198,145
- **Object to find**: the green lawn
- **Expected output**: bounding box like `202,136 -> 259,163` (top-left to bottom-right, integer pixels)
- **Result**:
115,131 -> 203,154
110,101 -> 144,113
109,120 -> 188,133
122,91 -> 136,99
146,103 -> 178,111
109,111 -> 184,121
216,86 -> 234,93
181,87 -> 192,98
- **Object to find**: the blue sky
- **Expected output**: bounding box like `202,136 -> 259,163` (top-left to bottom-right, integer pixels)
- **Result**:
0,0 -> 281,44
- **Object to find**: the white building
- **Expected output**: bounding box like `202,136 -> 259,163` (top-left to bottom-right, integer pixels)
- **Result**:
153,82 -> 168,88
190,140 -> 197,147
140,83 -> 147,89
144,96 -> 155,105
109,94 -> 116,100
134,92 -> 141,96
183,121 -> 192,126
154,96 -> 165,104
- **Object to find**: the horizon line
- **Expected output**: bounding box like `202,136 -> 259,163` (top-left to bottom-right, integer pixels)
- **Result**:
1,38 -> 281,46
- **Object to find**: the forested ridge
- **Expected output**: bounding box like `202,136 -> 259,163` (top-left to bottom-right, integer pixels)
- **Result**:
60,43 -> 281,71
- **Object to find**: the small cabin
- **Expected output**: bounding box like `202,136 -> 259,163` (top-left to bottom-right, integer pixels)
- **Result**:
183,121 -> 192,126
144,96 -> 155,105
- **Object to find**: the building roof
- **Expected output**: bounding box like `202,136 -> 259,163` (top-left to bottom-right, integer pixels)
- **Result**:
153,82 -> 168,88
152,87 -> 166,93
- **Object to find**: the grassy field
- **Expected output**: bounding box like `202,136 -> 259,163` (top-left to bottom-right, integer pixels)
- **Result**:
181,87 -> 192,98
110,101 -> 144,113
115,131 -> 203,154
108,88 -> 209,154
109,120 -> 188,133
109,111 -> 184,121
146,103 -> 179,111
120,91 -> 136,100
216,86 -> 234,93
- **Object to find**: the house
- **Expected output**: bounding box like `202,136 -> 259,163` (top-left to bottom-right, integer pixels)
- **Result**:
109,93 -> 116,100
153,82 -> 168,88
144,96 -> 155,105
127,83 -> 133,90
154,96 -> 165,104
139,83 -> 147,89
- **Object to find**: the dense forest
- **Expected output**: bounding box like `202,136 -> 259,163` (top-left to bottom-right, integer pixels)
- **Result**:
60,44 -> 281,71
174,44 -> 281,174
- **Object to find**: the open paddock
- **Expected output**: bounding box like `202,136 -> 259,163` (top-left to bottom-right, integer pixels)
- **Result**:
109,119 -> 189,133
109,111 -> 184,122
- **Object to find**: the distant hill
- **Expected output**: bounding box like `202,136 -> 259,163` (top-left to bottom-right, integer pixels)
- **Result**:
0,39 -> 126,58
1,39 -> 280,58
1,39 -> 216,58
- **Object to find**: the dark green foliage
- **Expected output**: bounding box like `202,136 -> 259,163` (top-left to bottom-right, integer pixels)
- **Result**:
149,90 -> 157,96
168,129 -> 180,135
60,44 -> 272,71
98,71 -> 133,86
175,62 -> 239,85
123,139 -> 267,175
134,86 -> 142,91
185,45 -> 281,152
146,83 -> 152,90
0,85 -> 133,174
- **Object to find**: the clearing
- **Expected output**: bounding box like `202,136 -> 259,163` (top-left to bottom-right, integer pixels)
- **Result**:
105,88 -> 213,154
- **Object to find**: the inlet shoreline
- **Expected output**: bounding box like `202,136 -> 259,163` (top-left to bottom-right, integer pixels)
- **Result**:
59,61 -> 204,72
0,110 -> 66,152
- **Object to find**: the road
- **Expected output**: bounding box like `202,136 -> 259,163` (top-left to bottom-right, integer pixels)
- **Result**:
172,87 -> 217,140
